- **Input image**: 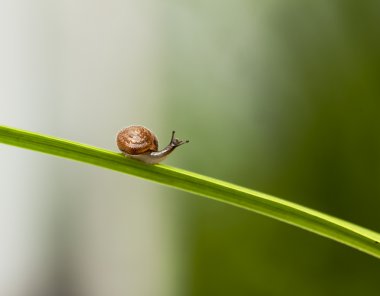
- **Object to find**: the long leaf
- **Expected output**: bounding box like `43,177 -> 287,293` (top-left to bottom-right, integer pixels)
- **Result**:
1,125 -> 379,258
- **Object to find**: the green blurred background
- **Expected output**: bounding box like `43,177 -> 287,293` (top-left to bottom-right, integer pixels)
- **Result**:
1,1 -> 379,295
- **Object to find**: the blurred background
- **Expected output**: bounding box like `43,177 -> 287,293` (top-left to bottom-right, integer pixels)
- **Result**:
1,1 -> 380,295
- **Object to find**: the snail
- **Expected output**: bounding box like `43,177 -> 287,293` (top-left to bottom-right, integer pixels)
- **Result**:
116,125 -> 189,164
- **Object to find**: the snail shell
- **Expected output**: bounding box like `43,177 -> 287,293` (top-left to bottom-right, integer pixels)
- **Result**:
116,125 -> 189,164
116,125 -> 158,155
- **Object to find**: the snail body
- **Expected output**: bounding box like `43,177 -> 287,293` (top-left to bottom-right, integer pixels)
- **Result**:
116,125 -> 188,164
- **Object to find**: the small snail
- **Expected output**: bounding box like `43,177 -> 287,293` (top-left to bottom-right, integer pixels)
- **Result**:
116,125 -> 189,164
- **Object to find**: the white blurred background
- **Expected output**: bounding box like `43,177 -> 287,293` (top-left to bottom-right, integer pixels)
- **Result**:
1,1 -> 180,295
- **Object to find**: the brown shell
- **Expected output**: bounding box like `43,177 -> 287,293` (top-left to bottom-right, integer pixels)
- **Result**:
116,125 -> 158,155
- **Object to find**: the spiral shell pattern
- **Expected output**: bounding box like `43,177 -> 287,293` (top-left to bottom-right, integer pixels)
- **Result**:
117,125 -> 158,155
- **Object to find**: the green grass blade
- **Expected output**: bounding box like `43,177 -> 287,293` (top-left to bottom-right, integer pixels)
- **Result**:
1,125 -> 380,258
